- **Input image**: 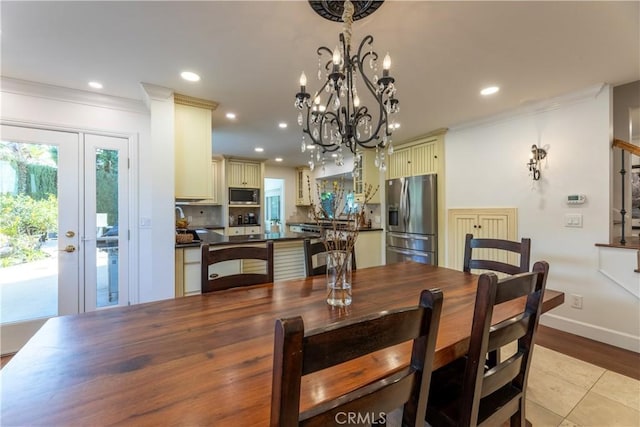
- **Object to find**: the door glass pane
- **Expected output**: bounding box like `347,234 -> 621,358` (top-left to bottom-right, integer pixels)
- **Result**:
0,141 -> 59,323
95,148 -> 119,307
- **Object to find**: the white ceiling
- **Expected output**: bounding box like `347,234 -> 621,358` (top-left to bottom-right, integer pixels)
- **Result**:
2,1 -> 638,167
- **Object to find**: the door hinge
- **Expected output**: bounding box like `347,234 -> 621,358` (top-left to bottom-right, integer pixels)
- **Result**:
128,229 -> 131,240
127,158 -> 130,169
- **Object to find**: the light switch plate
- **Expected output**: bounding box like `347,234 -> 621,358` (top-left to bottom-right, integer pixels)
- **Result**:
564,213 -> 583,228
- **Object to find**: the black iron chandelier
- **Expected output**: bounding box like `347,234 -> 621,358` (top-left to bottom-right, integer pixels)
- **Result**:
295,0 -> 399,173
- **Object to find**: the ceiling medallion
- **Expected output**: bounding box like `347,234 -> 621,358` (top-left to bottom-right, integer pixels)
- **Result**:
295,0 -> 398,175
308,0 -> 385,22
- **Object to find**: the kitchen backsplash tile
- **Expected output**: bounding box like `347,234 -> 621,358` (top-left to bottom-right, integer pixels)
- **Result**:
180,205 -> 223,227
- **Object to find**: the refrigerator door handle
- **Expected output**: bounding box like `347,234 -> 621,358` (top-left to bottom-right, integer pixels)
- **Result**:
405,180 -> 411,226
399,179 -> 406,228
403,179 -> 410,228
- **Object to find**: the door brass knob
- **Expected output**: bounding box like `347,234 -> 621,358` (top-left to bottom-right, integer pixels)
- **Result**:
65,231 -> 75,238
62,245 -> 76,253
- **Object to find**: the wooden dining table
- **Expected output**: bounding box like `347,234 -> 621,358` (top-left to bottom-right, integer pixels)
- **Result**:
0,262 -> 564,426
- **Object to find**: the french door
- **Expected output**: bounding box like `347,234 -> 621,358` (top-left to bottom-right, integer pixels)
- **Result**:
0,124 -> 129,354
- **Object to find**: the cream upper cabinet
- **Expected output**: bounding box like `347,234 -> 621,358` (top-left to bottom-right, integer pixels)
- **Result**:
227,160 -> 261,188
447,208 -> 517,271
387,147 -> 412,180
387,137 -> 439,180
174,96 -> 217,199
211,159 -> 221,204
295,167 -> 311,206
353,150 -> 381,204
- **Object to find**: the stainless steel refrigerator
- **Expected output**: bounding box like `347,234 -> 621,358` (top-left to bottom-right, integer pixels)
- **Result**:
385,174 -> 437,265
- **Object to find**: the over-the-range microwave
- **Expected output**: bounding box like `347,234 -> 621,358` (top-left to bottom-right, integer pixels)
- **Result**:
229,187 -> 260,205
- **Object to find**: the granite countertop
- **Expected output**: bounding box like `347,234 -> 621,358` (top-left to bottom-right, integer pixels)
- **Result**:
175,230 -> 320,248
286,221 -> 384,233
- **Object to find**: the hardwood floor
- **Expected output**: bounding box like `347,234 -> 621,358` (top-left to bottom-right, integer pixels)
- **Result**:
536,325 -> 640,380
1,353 -> 14,369
2,327 -> 638,380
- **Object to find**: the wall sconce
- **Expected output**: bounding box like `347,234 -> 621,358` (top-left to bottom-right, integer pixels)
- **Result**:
527,144 -> 547,180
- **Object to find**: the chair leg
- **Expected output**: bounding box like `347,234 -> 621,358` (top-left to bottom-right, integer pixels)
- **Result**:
510,398 -> 526,427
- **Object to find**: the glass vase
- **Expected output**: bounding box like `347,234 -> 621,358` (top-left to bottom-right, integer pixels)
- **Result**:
326,250 -> 352,307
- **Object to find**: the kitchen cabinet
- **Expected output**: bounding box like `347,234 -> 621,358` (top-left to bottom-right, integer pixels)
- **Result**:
174,96 -> 216,199
227,160 -> 261,188
295,167 -> 311,206
447,208 -> 517,271
175,247 -> 202,297
354,230 -> 383,268
353,150 -> 381,204
387,136 -> 439,180
226,226 -> 261,236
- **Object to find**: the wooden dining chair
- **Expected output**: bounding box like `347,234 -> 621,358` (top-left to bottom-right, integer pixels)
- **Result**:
270,288 -> 444,427
463,233 -> 532,367
201,241 -> 274,292
425,261 -> 549,427
303,238 -> 357,278
463,233 -> 531,276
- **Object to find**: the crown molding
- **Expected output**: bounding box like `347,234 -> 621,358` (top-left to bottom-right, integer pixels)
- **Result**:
1,77 -> 148,114
450,83 -> 609,132
174,93 -> 219,111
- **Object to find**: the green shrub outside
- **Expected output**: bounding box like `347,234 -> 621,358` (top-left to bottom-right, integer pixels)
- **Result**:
0,194 -> 57,267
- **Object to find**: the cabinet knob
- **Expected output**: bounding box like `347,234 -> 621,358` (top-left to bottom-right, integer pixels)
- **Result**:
473,225 -> 477,228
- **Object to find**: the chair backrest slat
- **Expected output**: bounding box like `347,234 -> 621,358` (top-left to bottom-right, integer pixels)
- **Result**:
302,306 -> 426,374
487,313 -> 531,352
271,289 -> 443,427
480,353 -> 523,398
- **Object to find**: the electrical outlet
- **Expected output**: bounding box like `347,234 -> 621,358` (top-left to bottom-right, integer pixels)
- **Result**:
570,294 -> 583,309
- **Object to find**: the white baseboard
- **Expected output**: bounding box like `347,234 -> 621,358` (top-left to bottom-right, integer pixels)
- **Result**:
540,313 -> 640,353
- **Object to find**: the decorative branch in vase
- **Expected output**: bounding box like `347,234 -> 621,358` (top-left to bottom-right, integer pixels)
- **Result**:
307,177 -> 379,306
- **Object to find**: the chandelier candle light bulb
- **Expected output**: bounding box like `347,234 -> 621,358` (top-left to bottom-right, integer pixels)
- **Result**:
383,52 -> 391,75
300,72 -> 307,89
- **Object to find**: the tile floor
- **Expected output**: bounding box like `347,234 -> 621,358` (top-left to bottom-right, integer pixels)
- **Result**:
392,344 -> 640,427
526,345 -> 640,426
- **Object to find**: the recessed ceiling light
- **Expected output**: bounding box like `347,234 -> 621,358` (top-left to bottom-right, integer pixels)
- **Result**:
254,147 -> 264,152
226,112 -> 236,120
306,145 -> 315,150
480,86 -> 500,96
88,81 -> 103,89
180,71 -> 201,82
278,122 -> 288,129
275,157 -> 283,162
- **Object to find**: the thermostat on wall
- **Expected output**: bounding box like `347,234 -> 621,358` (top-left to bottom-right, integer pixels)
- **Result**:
567,194 -> 586,204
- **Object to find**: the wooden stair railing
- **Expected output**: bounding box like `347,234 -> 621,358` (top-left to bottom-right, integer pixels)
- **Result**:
613,139 -> 640,156
612,139 -> 639,245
